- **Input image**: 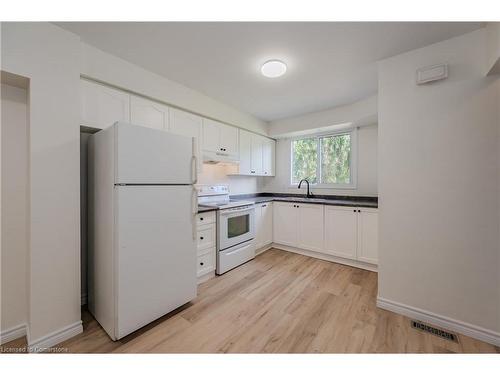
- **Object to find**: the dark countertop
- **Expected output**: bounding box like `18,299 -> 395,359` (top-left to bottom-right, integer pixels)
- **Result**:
197,205 -> 219,213
230,193 -> 378,208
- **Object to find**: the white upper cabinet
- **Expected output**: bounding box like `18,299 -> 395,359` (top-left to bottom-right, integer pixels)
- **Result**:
81,79 -> 130,129
262,138 -> 275,176
169,108 -> 203,171
250,134 -> 264,175
357,208 -> 378,264
219,123 -> 239,157
238,130 -> 252,175
202,118 -> 239,161
130,95 -> 169,131
324,206 -> 358,260
298,204 -> 324,252
236,130 -> 275,176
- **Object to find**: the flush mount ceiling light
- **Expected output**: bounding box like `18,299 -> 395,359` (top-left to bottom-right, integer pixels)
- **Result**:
261,60 -> 287,78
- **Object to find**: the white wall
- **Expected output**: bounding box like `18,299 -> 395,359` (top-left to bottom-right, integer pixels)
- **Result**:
268,95 -> 377,138
1,83 -> 28,334
198,164 -> 263,195
1,22 -> 82,345
262,124 -> 378,196
378,28 -> 500,335
80,43 -> 268,136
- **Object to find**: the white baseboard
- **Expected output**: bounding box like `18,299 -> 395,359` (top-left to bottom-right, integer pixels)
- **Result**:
272,243 -> 378,273
0,323 -> 27,345
197,270 -> 216,284
377,297 -> 500,347
255,244 -> 273,256
27,321 -> 83,352
81,293 -> 87,306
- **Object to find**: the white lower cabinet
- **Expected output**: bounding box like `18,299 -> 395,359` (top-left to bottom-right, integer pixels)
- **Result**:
273,202 -> 378,267
324,206 -> 358,260
254,202 -> 273,250
196,211 -> 216,282
298,204 -> 324,252
273,202 -> 324,251
273,202 -> 299,247
357,208 -> 378,264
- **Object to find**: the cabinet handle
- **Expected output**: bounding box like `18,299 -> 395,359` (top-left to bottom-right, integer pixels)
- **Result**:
262,204 -> 267,207
358,210 -> 361,213
200,262 -> 204,266
200,217 -> 204,221
353,209 -> 356,212
200,236 -> 204,240
251,171 -> 255,174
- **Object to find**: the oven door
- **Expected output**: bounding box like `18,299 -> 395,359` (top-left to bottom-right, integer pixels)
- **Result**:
218,205 -> 255,250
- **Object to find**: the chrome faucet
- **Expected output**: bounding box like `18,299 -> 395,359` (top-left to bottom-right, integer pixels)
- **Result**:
298,178 -> 313,198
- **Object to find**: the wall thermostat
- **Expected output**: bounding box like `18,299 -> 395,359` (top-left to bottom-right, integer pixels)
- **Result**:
416,63 -> 448,85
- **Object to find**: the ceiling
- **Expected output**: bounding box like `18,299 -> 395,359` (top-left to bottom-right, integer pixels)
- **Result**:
57,22 -> 483,122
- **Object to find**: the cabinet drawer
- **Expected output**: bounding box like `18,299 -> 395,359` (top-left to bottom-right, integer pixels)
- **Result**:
197,224 -> 216,250
197,251 -> 215,276
196,211 -> 216,226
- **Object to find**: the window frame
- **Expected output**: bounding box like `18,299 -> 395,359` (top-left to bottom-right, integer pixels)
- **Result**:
289,128 -> 357,189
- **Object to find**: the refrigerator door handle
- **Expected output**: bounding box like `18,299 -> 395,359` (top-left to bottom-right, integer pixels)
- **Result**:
191,155 -> 198,185
191,187 -> 198,240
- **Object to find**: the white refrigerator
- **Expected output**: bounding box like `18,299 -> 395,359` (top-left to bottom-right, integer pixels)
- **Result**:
88,122 -> 198,341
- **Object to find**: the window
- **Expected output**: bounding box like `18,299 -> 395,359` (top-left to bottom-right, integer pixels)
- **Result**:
291,131 -> 355,188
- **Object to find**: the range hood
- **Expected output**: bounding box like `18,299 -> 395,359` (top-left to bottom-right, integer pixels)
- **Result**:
202,150 -> 240,165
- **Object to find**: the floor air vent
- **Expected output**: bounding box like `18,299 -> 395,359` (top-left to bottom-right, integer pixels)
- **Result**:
411,321 -> 458,342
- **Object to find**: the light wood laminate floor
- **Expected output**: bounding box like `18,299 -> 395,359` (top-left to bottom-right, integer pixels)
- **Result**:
3,249 -> 499,353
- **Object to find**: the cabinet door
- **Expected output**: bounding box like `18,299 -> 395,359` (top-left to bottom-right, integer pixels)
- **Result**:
169,108 -> 203,171
262,138 -> 275,176
81,79 -> 130,129
130,95 -> 169,130
273,202 -> 298,247
219,123 -> 239,158
261,202 -> 273,246
202,118 -> 220,153
298,204 -> 324,252
238,130 -> 252,175
253,205 -> 263,249
357,209 -> 378,264
250,134 -> 263,175
324,206 -> 357,260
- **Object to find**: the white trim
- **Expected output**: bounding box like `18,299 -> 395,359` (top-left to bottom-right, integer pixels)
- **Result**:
272,243 -> 378,273
376,297 -> 500,347
0,323 -> 27,345
255,243 -> 273,256
197,271 -> 215,284
289,129 -> 358,189
27,321 -> 83,352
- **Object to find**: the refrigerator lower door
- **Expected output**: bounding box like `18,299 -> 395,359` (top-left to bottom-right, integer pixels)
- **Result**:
114,122 -> 196,185
115,185 -> 197,339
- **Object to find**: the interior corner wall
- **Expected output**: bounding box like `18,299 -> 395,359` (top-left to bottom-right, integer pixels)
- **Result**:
1,22 -> 82,344
1,83 -> 28,334
378,27 -> 500,334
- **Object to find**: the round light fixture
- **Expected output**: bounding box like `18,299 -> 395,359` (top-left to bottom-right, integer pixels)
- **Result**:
261,60 -> 287,78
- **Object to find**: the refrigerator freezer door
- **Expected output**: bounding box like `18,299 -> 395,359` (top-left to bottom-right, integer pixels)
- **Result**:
115,185 -> 197,339
115,122 -> 195,184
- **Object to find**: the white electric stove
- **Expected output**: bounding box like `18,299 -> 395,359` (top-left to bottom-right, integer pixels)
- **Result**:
197,185 -> 256,274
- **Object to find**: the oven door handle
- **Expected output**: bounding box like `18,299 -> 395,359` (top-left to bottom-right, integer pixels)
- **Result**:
219,206 -> 254,216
